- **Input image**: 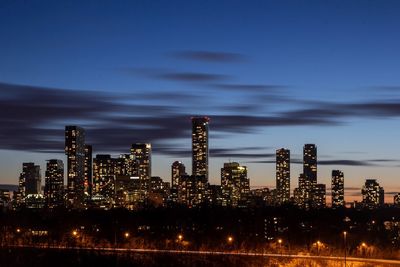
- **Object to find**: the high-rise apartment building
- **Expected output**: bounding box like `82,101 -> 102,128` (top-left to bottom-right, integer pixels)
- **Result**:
313,184 -> 326,208
362,179 -> 384,209
131,143 -> 152,200
19,163 -> 41,197
276,148 -> 290,204
171,161 -> 186,203
331,170 -> 344,208
65,126 -> 86,207
192,117 -> 209,181
92,154 -> 116,201
84,145 -> 92,197
221,162 -> 250,207
44,159 -> 64,208
303,144 -> 317,207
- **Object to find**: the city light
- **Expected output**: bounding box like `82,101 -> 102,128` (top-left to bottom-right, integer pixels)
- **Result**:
72,230 -> 78,237
178,234 -> 183,241
124,232 -> 130,238
227,236 -> 233,243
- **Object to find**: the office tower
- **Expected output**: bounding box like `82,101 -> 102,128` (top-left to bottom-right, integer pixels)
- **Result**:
131,143 -> 152,198
313,184 -> 326,208
92,154 -> 116,201
331,170 -> 344,208
19,163 -> 41,197
295,173 -> 311,209
84,145 -> 92,197
172,161 -> 186,188
179,174 -> 208,207
44,159 -> 64,208
65,126 -> 86,207
276,148 -> 290,204
192,117 -> 209,181
148,176 -> 170,207
115,154 -> 138,177
303,144 -> 317,206
171,161 -> 186,203
362,179 -> 384,209
221,162 -> 250,207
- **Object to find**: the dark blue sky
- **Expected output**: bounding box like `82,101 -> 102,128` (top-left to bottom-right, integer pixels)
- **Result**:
1,0 -> 400,201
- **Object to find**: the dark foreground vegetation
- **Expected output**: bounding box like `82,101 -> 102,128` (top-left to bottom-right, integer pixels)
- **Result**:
1,206 -> 400,260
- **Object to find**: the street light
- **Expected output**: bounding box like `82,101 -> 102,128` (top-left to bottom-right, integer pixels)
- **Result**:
72,230 -> 78,237
178,234 -> 183,241
278,238 -> 283,255
343,231 -> 347,267
124,232 -> 130,238
16,228 -> 21,233
227,236 -> 233,244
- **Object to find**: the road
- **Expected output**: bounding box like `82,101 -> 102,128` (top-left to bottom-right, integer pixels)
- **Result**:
5,244 -> 400,266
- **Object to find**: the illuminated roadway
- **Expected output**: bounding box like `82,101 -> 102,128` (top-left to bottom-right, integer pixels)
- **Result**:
6,245 -> 400,266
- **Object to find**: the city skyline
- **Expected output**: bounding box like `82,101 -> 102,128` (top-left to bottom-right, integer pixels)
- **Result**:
1,1 -> 400,203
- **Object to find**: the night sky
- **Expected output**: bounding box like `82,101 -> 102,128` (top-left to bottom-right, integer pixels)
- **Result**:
1,1 -> 400,202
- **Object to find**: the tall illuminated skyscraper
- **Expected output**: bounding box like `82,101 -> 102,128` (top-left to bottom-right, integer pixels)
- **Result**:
131,143 -> 152,199
313,184 -> 326,208
362,179 -> 384,209
92,154 -> 116,201
171,161 -> 186,188
65,126 -> 86,207
221,162 -> 249,207
303,144 -> 317,206
44,159 -> 64,208
331,170 -> 344,208
84,145 -> 92,197
171,161 -> 186,203
192,117 -> 209,181
276,148 -> 290,204
19,163 -> 41,197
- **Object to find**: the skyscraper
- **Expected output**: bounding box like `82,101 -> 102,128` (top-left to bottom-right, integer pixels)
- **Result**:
276,148 -> 290,204
92,154 -> 116,201
331,170 -> 344,208
221,162 -> 250,207
192,117 -> 209,181
171,161 -> 186,203
171,161 -> 186,188
362,179 -> 384,209
131,143 -> 152,199
313,184 -> 326,208
84,145 -> 92,197
44,159 -> 64,208
19,163 -> 41,197
65,126 -> 86,208
303,144 -> 317,207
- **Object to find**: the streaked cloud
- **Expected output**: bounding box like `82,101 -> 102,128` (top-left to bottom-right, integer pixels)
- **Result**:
171,50 -> 246,63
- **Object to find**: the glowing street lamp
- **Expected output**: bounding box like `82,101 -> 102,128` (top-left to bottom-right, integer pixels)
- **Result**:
277,238 -> 283,254
227,236 -> 233,243
124,232 -> 130,238
72,230 -> 78,237
178,234 -> 183,241
16,228 -> 21,233
343,231 -> 347,267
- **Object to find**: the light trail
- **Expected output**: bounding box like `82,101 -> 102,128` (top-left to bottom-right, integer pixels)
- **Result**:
5,244 -> 400,266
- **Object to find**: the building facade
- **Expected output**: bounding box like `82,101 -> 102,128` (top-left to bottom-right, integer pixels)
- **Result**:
44,159 -> 64,208
362,179 -> 384,209
65,126 -> 86,207
192,117 -> 209,181
221,162 -> 250,207
131,143 -> 152,199
331,170 -> 344,208
276,148 -> 290,204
